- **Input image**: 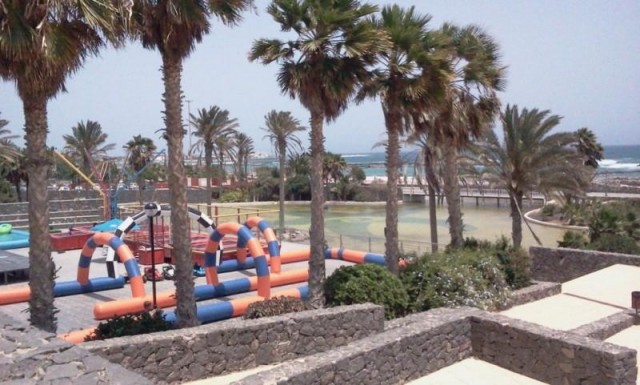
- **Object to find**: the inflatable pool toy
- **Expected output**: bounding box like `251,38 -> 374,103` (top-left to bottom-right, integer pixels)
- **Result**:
0,223 -> 12,235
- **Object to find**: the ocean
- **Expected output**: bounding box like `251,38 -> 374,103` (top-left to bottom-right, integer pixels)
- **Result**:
341,144 -> 640,178
250,144 -> 640,179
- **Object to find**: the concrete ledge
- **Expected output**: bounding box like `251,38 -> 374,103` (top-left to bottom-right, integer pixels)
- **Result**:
84,304 -> 384,384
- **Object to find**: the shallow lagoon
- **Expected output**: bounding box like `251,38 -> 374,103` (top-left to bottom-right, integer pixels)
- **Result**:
254,201 -> 567,254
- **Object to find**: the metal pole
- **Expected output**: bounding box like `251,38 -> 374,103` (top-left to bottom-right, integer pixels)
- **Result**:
144,202 -> 161,309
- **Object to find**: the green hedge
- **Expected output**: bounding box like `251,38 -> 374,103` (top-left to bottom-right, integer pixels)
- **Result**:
324,264 -> 409,320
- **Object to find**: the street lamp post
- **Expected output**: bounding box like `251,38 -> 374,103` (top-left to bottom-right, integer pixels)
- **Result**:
144,202 -> 161,309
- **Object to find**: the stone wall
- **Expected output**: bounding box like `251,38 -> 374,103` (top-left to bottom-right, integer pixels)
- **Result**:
236,308 -> 638,385
83,304 -> 384,384
471,313 -> 637,385
0,309 -> 151,385
235,308 -> 479,385
530,246 -> 640,282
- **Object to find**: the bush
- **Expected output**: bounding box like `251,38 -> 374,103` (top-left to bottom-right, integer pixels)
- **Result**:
541,203 -> 557,218
325,264 -> 409,320
588,233 -> 640,255
401,250 -> 511,312
85,310 -> 173,341
219,189 -> 248,203
558,231 -> 589,249
461,236 -> 531,289
243,296 -> 311,319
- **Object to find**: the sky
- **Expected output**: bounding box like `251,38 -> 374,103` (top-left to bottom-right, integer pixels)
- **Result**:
0,0 -> 639,157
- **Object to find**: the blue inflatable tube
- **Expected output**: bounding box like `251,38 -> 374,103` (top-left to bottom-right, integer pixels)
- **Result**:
0,229 -> 30,250
53,276 -> 125,297
164,286 -> 309,325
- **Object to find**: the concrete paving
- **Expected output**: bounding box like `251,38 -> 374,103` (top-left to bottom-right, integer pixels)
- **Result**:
0,241 -> 346,335
406,358 -> 549,385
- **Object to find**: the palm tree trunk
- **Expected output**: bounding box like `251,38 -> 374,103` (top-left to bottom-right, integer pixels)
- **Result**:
424,148 -> 438,253
162,54 -> 197,327
383,109 -> 401,274
308,108 -> 326,308
443,144 -> 464,249
205,144 -> 213,216
278,144 -> 286,242
510,190 -> 524,249
427,184 -> 438,253
218,156 -> 224,199
23,95 -> 56,332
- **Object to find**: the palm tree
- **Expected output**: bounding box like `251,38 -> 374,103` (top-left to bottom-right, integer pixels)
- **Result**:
420,24 -> 506,249
0,115 -> 20,163
0,0 -> 120,332
63,120 -> 116,175
262,110 -> 306,241
233,132 -> 254,184
130,0 -> 252,328
575,127 -> 604,168
190,106 -> 239,203
250,0 -> 387,307
474,105 -> 585,248
405,129 -> 442,253
323,152 -> 348,184
124,135 -> 157,204
358,5 -> 445,273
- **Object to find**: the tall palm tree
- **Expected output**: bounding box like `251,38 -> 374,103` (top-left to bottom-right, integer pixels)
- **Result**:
359,5 -> 445,273
421,24 -> 506,249
250,0 -> 387,307
130,0 -> 252,328
262,110 -> 306,241
233,132 -> 254,184
63,120 -> 116,175
0,0 -> 120,332
474,105 -> 584,248
190,106 -> 239,203
124,135 -> 157,204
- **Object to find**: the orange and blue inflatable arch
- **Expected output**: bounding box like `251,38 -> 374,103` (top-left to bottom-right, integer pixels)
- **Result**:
244,216 -> 280,273
203,222 -> 270,298
78,232 -> 145,298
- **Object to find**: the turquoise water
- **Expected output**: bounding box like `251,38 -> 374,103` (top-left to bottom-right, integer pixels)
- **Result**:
255,202 -> 566,254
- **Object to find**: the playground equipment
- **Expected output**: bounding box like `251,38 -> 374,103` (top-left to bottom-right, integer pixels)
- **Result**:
106,205 -> 217,277
0,228 -> 29,250
0,223 -> 12,235
0,232 -> 144,305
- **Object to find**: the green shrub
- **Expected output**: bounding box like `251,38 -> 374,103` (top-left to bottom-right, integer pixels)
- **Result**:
325,264 -> 409,320
85,310 -> 173,341
401,250 -> 511,312
461,236 -> 531,289
588,233 -> 640,255
243,296 -> 311,319
558,231 -> 589,249
541,203 -> 557,218
219,189 -> 248,203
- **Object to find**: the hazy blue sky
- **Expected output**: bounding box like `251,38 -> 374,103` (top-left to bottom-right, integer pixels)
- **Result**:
1,0 -> 638,156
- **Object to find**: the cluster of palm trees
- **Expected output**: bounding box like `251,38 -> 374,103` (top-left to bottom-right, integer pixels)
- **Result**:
0,0 -> 603,333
